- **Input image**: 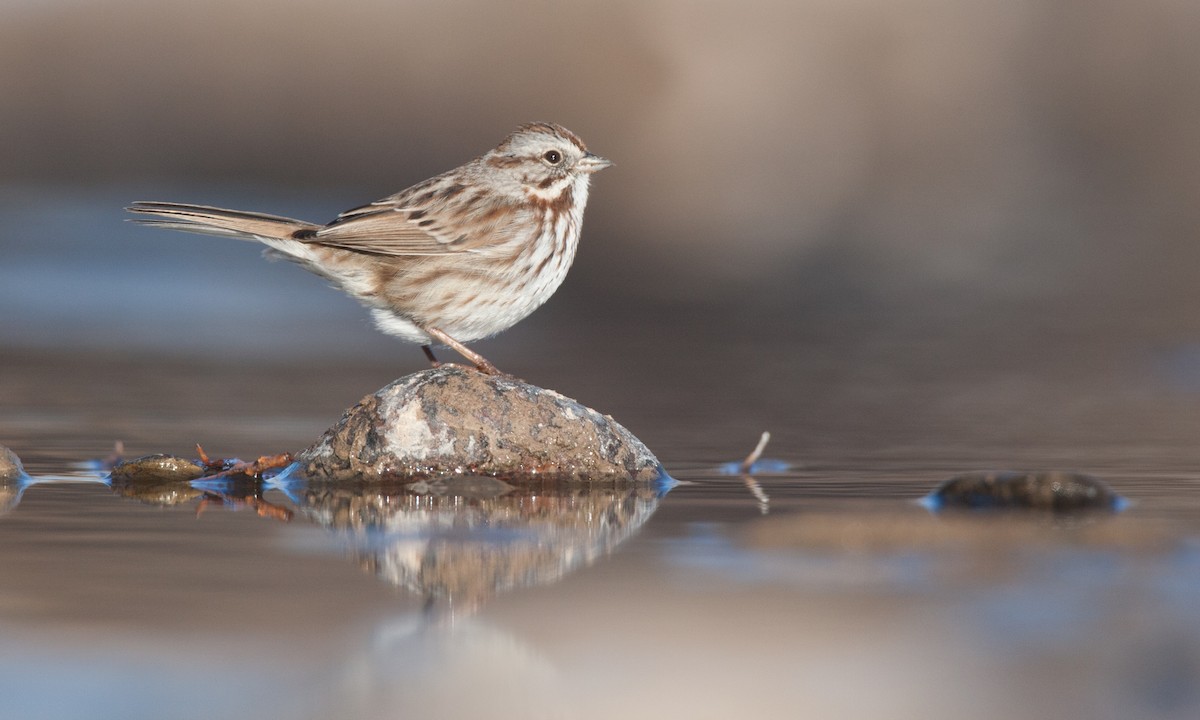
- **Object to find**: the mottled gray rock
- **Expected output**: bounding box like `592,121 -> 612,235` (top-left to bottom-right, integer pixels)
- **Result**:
0,445 -> 23,482
925,470 -> 1123,512
296,366 -> 663,484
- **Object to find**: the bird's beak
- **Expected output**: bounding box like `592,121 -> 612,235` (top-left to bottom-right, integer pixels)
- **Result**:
578,152 -> 613,173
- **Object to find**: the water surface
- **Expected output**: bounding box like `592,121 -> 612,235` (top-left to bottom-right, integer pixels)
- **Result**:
5,188 -> 1200,719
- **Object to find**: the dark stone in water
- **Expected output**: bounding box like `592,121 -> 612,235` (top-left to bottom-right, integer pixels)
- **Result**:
296,365 -> 663,484
925,470 -> 1124,512
109,454 -> 206,505
0,445 -> 24,482
1,445 -> 28,515
110,454 -> 206,483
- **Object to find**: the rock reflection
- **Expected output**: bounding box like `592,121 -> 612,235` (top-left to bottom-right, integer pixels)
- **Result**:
2,446 -> 667,610
0,476 -> 25,518
278,474 -> 664,611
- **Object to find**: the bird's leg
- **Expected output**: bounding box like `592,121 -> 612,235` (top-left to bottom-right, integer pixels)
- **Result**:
422,326 -> 501,375
421,345 -> 442,367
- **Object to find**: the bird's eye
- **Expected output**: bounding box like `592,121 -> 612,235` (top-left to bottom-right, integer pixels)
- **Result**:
543,150 -> 563,165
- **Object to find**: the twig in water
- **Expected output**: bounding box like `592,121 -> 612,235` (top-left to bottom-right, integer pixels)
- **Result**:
739,431 -> 771,474
201,453 -> 294,481
194,444 -> 293,480
740,432 -> 771,513
195,443 -> 224,473
196,491 -> 293,522
743,476 -> 770,514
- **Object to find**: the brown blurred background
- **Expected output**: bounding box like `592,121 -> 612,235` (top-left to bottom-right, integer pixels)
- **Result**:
2,0 -> 1195,292
3,0 -> 1200,455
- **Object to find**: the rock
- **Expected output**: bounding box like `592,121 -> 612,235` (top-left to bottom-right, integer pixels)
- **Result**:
110,454 -> 206,483
924,470 -> 1123,512
109,454 -> 206,505
1,445 -> 28,516
295,366 -> 663,484
0,445 -> 24,481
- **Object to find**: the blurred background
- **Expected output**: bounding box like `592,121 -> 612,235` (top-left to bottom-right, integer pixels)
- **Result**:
3,0 -> 1200,458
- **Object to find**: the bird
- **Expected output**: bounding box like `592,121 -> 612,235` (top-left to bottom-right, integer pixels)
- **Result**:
127,122 -> 610,375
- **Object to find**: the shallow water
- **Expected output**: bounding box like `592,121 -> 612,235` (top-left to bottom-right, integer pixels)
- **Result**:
5,349 -> 1200,720
6,188 -> 1200,719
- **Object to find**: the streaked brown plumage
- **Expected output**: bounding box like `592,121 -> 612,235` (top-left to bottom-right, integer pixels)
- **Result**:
128,122 -> 610,374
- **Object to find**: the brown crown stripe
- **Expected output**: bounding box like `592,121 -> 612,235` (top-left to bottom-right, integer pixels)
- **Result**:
512,122 -> 586,151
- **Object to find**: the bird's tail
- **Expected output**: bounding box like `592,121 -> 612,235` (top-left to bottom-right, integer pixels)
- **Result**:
126,201 -> 319,242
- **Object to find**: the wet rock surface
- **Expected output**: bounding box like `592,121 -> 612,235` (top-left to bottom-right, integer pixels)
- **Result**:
926,470 -> 1123,512
109,454 -> 206,505
0,445 -> 24,481
296,366 -> 662,484
110,454 -> 206,483
0,445 -> 27,515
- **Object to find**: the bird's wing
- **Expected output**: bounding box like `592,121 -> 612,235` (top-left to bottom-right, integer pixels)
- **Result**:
304,178 -> 524,257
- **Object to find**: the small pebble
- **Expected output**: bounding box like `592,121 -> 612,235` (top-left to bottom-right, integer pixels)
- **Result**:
109,454 -> 206,484
108,454 -> 207,505
0,445 -> 28,516
0,445 -> 25,481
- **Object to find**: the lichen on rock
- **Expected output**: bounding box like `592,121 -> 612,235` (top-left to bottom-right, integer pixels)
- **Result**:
295,366 -> 663,484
